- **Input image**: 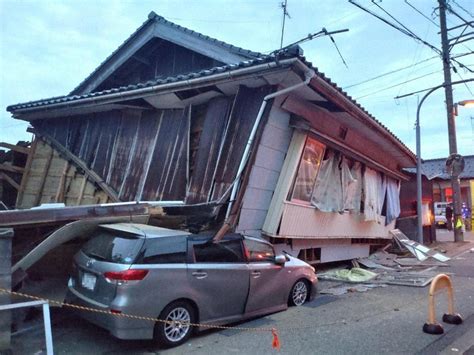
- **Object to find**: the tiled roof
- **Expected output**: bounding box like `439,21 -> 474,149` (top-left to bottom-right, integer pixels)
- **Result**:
404,155 -> 474,179
70,11 -> 261,95
6,51 -> 414,158
7,55 -> 280,111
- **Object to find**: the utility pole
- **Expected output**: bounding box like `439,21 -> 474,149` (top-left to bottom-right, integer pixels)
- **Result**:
438,0 -> 464,242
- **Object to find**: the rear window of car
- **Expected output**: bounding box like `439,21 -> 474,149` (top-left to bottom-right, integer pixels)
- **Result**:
81,230 -> 144,264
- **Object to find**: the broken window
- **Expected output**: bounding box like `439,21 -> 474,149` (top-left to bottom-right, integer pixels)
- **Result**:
290,136 -> 325,203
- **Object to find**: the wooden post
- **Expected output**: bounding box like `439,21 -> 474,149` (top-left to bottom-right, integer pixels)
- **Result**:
0,228 -> 13,351
34,145 -> 54,207
76,175 -> 88,205
0,173 -> 19,190
55,161 -> 69,203
16,138 -> 38,208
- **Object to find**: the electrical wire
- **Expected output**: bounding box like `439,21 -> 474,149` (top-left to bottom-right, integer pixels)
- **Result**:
343,56 -> 439,90
446,1 -> 474,28
354,69 -> 443,100
350,0 -> 473,73
404,0 -> 439,27
451,0 -> 474,18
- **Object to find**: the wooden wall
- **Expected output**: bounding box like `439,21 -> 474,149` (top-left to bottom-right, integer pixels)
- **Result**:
18,86 -> 272,209
17,139 -> 109,208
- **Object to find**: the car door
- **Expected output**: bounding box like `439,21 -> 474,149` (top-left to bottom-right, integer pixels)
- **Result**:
243,238 -> 287,315
187,237 -> 250,322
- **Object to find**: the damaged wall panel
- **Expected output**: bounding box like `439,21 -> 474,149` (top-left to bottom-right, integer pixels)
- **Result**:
186,97 -> 232,204
18,86 -> 273,209
211,86 -> 272,200
17,139 -> 109,208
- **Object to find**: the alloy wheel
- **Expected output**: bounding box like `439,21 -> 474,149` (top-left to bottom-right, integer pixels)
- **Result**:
292,280 -> 308,306
164,307 -> 191,342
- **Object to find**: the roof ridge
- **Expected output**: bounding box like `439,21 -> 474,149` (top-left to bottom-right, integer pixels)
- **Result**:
69,11 -> 260,96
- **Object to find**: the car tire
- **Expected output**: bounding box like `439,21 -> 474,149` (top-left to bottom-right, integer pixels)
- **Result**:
154,301 -> 196,348
288,279 -> 309,307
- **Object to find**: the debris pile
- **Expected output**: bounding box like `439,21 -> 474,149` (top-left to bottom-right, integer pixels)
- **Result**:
318,229 -> 452,294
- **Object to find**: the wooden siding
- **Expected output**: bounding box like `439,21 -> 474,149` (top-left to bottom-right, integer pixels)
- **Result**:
35,108 -> 190,202
278,202 -> 394,239
94,38 -> 223,93
17,139 -> 109,208
186,97 -> 232,204
211,86 -> 272,200
20,86 -> 271,208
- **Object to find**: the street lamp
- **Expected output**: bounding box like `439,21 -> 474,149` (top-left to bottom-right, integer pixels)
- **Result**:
458,100 -> 474,107
454,100 -> 474,116
415,80 -> 474,244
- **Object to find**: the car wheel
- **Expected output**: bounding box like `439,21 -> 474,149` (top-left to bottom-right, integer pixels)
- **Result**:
289,279 -> 309,306
154,301 -> 196,348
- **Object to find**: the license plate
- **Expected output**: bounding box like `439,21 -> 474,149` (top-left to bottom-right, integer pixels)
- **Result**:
82,273 -> 97,290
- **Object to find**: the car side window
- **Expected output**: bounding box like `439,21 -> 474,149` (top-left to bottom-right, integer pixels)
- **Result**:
244,239 -> 275,262
136,236 -> 187,264
193,239 -> 245,263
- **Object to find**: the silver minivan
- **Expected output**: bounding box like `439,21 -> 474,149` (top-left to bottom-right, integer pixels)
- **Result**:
67,223 -> 317,347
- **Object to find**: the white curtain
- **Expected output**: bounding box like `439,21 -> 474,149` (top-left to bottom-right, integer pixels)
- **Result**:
385,177 -> 400,225
343,160 -> 362,212
310,151 -> 343,212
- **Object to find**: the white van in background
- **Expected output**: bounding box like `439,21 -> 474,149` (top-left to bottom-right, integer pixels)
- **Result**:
434,202 -> 448,227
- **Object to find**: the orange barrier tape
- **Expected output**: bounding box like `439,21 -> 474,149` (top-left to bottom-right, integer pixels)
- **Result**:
0,287 -> 280,350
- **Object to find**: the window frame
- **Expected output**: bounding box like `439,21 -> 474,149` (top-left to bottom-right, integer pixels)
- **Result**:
191,238 -> 246,263
243,237 -> 276,263
289,135 -> 326,205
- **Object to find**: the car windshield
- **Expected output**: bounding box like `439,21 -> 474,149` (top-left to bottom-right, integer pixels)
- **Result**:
81,230 -> 144,264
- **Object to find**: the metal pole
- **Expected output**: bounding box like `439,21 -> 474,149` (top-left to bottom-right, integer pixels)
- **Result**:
439,0 -> 463,242
415,78 -> 474,243
42,303 -> 54,355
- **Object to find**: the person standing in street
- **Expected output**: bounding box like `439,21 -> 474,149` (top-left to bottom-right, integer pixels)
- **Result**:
446,203 -> 453,231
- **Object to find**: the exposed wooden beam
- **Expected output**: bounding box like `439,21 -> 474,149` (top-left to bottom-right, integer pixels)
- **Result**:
76,175 -> 88,205
34,146 -> 54,206
55,161 -> 69,203
33,131 -> 121,202
0,142 -> 30,155
16,138 -> 38,207
0,172 -> 20,190
0,163 -> 24,174
131,54 -> 152,67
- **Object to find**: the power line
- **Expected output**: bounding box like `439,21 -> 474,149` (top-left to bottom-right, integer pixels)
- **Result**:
451,0 -> 474,18
446,2 -> 474,28
404,0 -> 439,27
355,69 -> 443,100
350,0 -> 473,73
349,0 -> 442,55
343,56 -> 439,89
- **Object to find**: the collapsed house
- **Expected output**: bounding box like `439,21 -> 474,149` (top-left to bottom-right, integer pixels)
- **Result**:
3,12 -> 416,267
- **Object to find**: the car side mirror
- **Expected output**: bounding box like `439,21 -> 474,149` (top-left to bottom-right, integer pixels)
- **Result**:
274,255 -> 286,265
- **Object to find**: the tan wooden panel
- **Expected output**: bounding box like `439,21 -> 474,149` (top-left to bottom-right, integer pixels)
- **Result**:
262,130 -> 306,235
279,202 -> 394,239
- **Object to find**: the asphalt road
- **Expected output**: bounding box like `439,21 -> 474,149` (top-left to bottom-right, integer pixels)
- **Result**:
10,239 -> 474,354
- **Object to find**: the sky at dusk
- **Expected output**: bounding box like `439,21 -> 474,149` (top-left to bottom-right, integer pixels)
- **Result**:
1,0 -> 473,160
